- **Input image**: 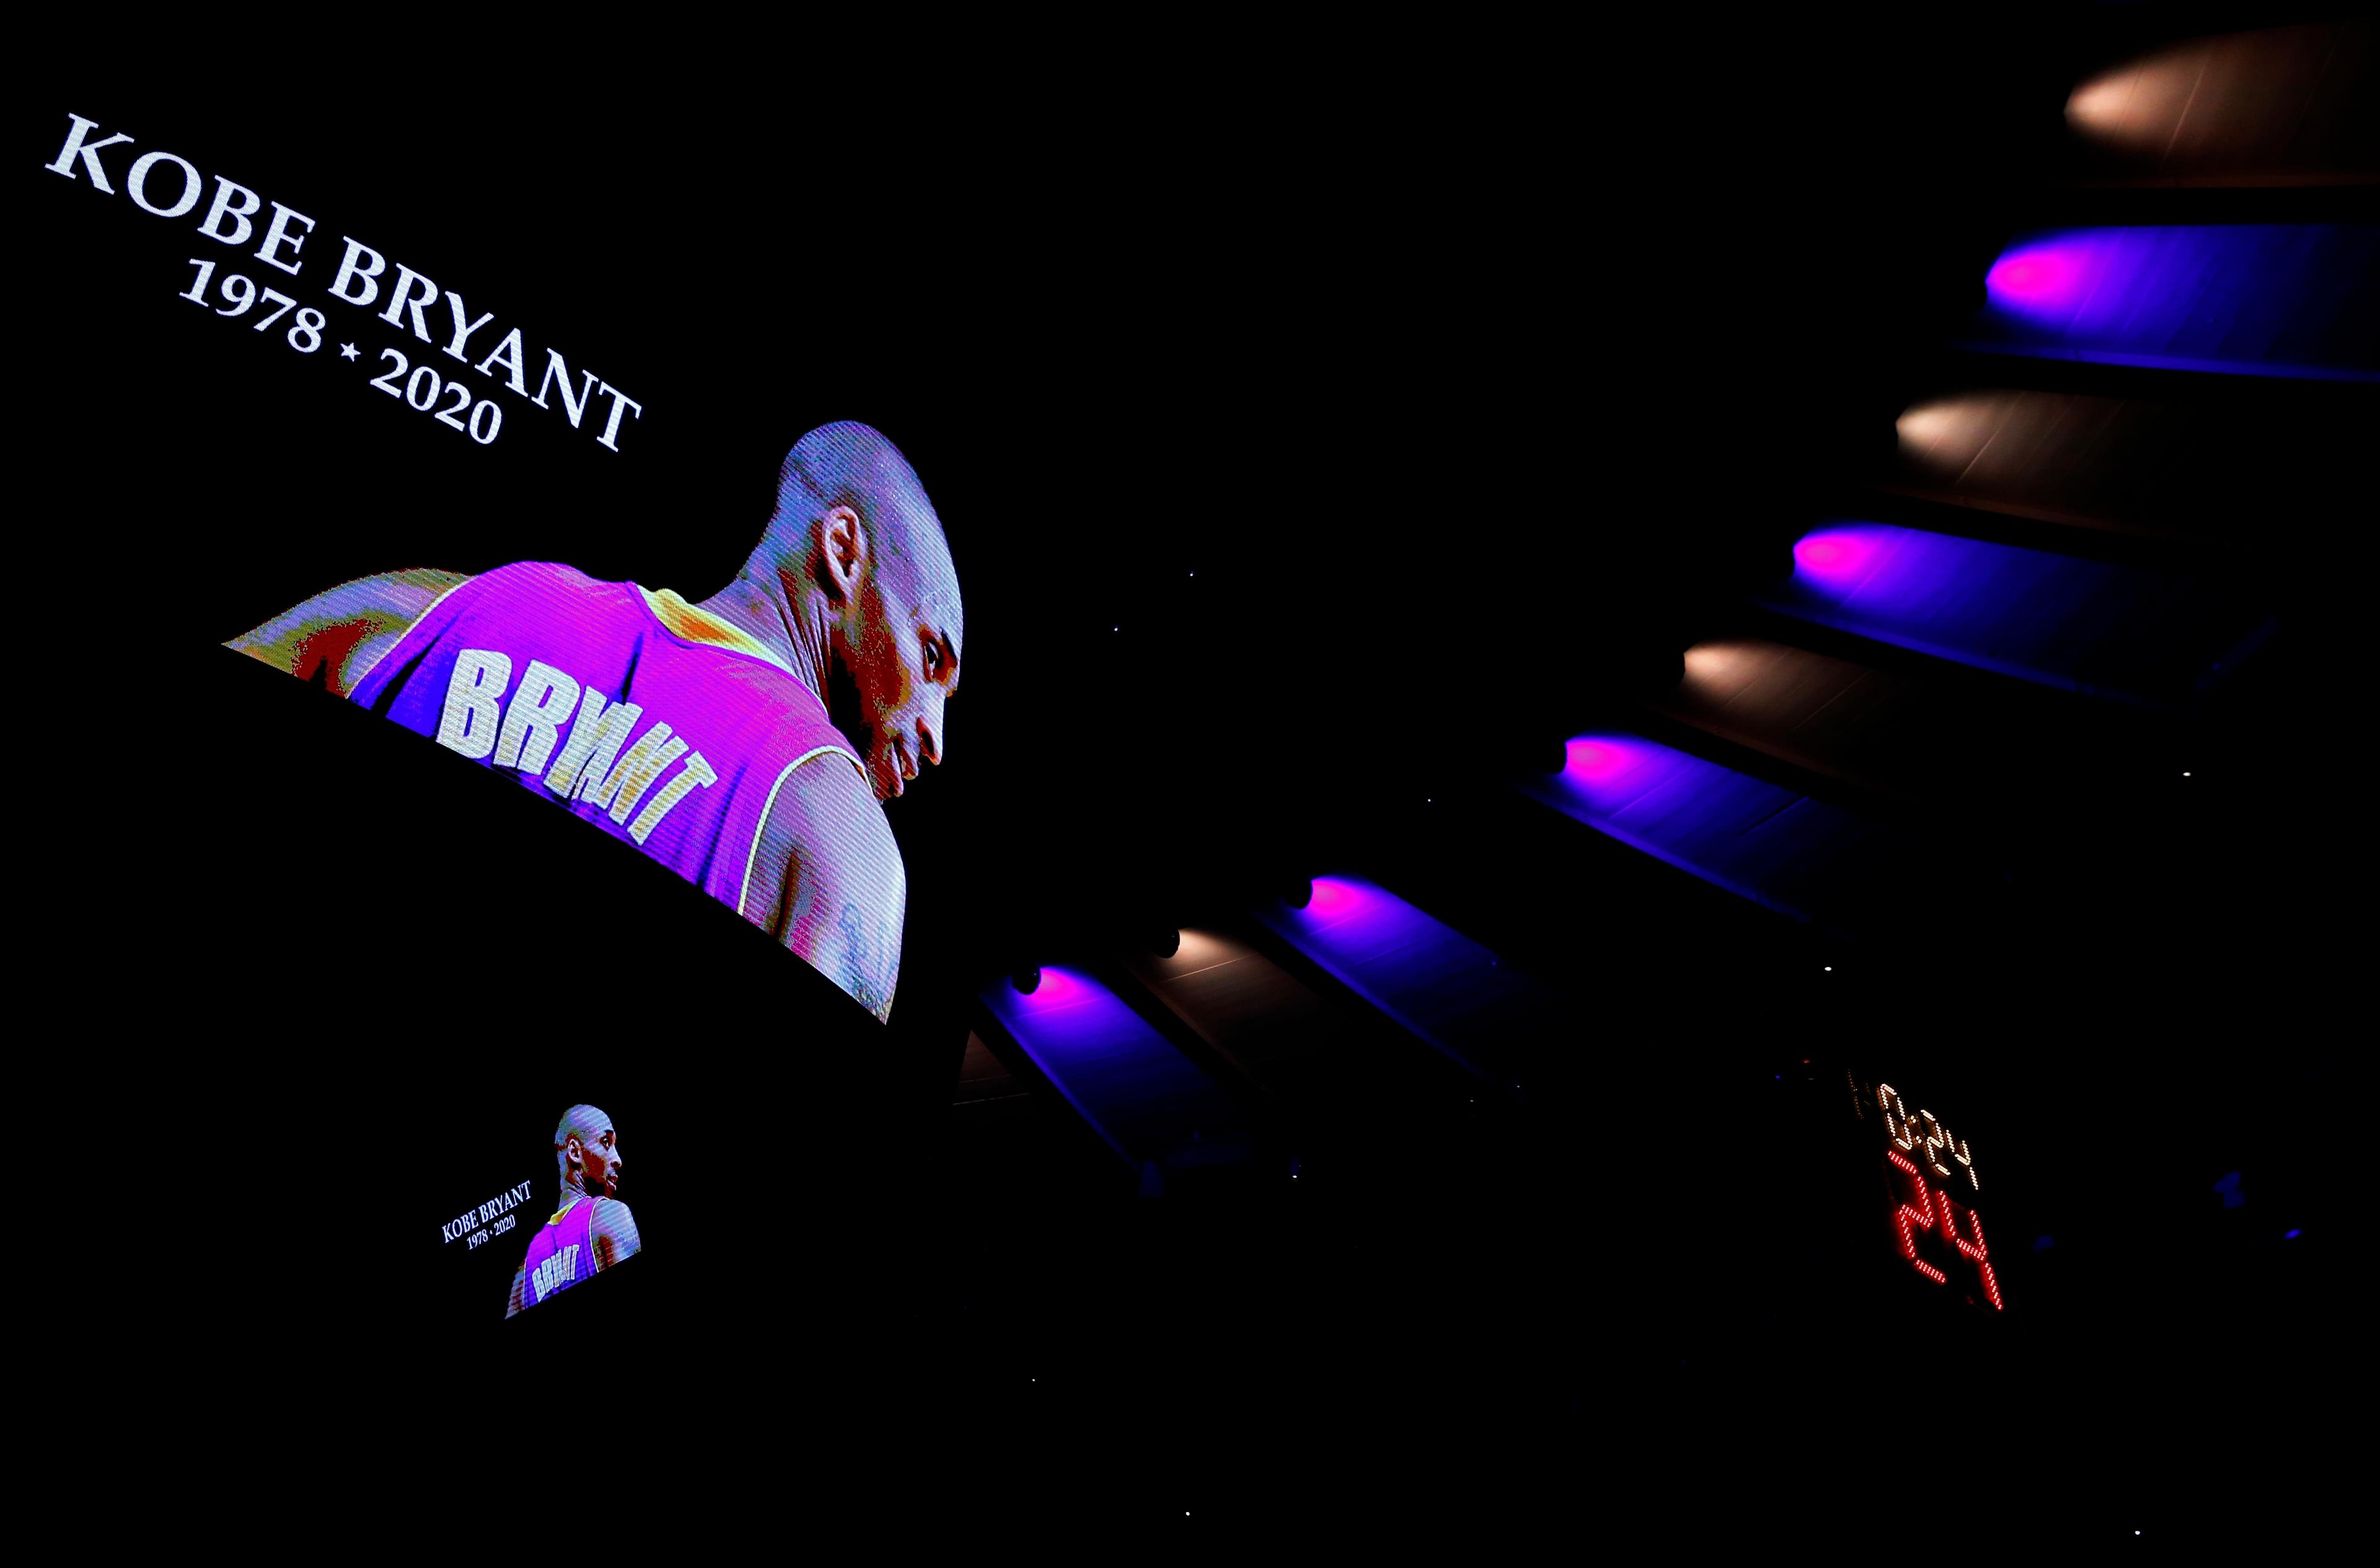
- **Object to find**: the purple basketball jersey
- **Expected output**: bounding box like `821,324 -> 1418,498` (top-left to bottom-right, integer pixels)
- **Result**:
519,1197 -> 601,1308
347,562 -> 865,928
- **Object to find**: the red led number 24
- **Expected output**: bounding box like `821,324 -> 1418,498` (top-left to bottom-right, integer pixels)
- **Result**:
1887,1148 -> 2004,1311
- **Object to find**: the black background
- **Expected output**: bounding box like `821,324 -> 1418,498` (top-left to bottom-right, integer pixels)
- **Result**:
25,12 -> 2358,1545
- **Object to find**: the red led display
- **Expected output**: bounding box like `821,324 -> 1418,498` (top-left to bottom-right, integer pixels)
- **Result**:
1868,1078 -> 2003,1311
1887,1148 -> 1950,1284
1937,1187 -> 2003,1312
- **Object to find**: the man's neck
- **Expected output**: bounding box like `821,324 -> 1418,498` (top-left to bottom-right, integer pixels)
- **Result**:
554,1180 -> 592,1215
698,566 -> 833,701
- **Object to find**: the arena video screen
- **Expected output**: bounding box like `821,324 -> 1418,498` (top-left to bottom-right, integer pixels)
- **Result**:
221,417 -> 956,1028
38,108 -> 956,1031
415,1089 -> 659,1328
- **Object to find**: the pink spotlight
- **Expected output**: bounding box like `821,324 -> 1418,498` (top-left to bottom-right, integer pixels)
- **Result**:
1304,877 -> 1365,918
1792,526 -> 1887,591
1015,965 -> 1091,1006
1564,738 -> 1631,782
1988,254 -> 2072,298
1984,239 -> 2100,318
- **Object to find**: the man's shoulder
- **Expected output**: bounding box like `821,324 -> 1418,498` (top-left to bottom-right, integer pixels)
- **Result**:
395,561 -> 615,631
588,1197 -> 641,1256
760,749 -> 895,861
467,560 -> 615,602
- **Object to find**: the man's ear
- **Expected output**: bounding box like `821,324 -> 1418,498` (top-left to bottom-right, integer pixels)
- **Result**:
565,1136 -> 582,1169
816,505 -> 867,603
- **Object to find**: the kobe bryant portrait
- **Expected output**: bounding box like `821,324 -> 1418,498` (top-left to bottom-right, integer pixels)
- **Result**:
509,1104 -> 640,1318
227,423 -> 963,1022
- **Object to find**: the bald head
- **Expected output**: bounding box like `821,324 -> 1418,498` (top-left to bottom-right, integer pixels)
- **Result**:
761,421 -> 964,803
554,1104 -> 621,1197
775,421 -> 948,577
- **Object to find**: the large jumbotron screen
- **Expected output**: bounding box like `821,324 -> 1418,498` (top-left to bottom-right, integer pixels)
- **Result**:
33,88 -> 1002,1337
31,33 -> 2351,1540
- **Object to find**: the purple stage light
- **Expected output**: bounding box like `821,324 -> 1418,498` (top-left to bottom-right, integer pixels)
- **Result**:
1563,738 -> 1632,782
1970,224 -> 2380,381
1520,730 -> 1919,932
1556,733 -> 1681,814
980,964 -> 1250,1174
1254,873 -> 1534,1086
1007,964 -> 1091,1008
1303,877 -> 1355,917
1287,874 -> 1403,927
1763,519 -> 2275,706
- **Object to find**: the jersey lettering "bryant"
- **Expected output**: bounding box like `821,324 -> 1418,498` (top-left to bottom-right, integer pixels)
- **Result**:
437,648 -> 716,844
345,562 -> 867,927
530,1243 -> 584,1303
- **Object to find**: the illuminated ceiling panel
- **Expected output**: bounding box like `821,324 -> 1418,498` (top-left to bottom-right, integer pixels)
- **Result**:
1757,522 -> 2273,709
1122,930 -> 1344,1088
979,966 -> 1253,1186
1246,876 -> 1541,1091
1882,389 -> 2324,539
1964,224 -> 2380,379
1659,637 -> 1930,797
2064,19 -> 2378,186
1511,733 -> 1947,938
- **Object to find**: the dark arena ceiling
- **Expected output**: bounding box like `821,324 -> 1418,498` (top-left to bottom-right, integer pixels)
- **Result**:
38,7 -> 2369,1547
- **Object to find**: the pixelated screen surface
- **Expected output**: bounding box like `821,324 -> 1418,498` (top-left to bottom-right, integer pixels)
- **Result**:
408,1091 -> 653,1326
503,1103 -> 642,1318
32,107 -> 967,1032
223,421 -> 954,1028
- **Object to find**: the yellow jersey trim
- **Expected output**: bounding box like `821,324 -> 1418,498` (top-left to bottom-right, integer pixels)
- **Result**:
630,584 -> 867,925
638,586 -> 805,682
736,747 -> 870,920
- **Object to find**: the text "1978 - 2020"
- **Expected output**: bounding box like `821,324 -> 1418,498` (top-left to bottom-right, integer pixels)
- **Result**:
178,258 -> 502,445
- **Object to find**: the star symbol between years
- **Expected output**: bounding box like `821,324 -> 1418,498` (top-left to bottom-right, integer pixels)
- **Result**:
339,343 -> 359,362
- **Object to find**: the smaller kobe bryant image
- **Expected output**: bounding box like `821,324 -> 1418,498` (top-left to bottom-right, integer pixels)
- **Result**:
508,1104 -> 641,1318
